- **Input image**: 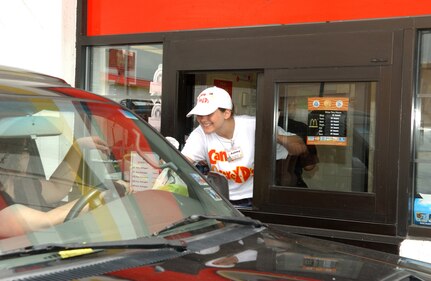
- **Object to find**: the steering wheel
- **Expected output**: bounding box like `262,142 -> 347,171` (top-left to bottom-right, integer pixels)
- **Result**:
64,188 -> 102,222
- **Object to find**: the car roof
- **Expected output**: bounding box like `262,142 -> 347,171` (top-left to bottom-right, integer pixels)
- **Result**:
0,65 -> 114,103
0,65 -> 69,87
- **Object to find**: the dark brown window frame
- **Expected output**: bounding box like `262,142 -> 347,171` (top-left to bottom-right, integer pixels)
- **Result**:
75,5 -> 431,241
253,67 -> 398,235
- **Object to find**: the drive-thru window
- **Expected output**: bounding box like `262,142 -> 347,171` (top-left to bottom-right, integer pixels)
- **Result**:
76,0 -> 431,253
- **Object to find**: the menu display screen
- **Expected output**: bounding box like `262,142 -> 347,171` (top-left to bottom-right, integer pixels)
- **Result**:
307,97 -> 349,146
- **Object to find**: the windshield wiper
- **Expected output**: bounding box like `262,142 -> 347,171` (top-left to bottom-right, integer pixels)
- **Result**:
0,237 -> 187,260
152,214 -> 265,236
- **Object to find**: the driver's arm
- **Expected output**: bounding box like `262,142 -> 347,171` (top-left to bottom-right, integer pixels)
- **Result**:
40,136 -> 109,204
0,199 -> 80,238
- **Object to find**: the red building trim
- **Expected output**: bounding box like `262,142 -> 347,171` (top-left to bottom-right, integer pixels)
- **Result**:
87,0 -> 431,36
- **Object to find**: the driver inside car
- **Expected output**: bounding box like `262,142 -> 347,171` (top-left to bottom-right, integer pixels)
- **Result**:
0,136 -> 110,238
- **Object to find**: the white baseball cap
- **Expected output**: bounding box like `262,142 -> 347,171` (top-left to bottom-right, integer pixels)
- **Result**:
186,86 -> 233,117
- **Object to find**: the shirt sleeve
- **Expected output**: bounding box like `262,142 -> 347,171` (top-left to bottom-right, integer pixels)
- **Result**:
181,128 -> 208,163
277,126 -> 296,136
276,126 -> 297,160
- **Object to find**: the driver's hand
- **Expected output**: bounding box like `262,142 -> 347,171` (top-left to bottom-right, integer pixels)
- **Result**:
76,136 -> 110,154
114,180 -> 132,196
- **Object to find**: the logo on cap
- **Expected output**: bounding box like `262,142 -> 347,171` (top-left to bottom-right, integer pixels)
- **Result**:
197,92 -> 213,104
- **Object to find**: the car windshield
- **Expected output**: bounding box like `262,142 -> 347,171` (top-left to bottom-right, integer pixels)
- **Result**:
0,86 -> 238,253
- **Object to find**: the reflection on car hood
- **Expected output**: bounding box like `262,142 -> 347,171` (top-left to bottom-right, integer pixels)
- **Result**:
1,226 -> 431,281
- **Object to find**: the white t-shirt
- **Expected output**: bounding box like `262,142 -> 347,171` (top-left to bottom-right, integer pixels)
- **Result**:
276,126 -> 296,160
182,115 -> 255,200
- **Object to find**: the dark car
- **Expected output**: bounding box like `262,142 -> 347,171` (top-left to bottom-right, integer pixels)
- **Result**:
119,98 -> 161,122
0,65 -> 430,281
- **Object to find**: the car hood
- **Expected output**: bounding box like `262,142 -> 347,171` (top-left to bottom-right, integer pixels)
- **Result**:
1,226 -> 431,281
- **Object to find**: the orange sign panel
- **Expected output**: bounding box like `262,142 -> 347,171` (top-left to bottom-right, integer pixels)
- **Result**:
307,97 -> 349,146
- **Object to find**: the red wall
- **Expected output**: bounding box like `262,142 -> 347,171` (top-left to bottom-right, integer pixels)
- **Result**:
87,0 -> 431,36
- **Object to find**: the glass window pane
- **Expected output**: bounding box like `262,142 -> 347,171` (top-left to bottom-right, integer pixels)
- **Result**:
413,31 -> 431,227
275,81 -> 376,193
88,45 -> 163,131
415,32 -> 431,195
